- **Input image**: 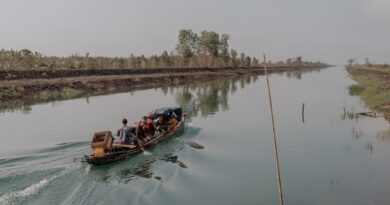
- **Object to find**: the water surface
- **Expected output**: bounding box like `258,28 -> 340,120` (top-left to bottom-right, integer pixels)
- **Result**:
0,67 -> 389,205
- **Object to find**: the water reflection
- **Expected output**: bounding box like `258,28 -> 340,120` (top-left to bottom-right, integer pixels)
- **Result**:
341,107 -> 362,121
117,158 -> 155,184
352,127 -> 363,140
0,100 -> 33,114
285,68 -> 323,79
0,68 -> 325,115
376,129 -> 390,142
174,76 -> 258,120
273,67 -> 325,79
365,141 -> 374,154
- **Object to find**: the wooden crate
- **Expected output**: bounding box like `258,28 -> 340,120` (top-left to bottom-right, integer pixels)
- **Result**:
91,131 -> 113,150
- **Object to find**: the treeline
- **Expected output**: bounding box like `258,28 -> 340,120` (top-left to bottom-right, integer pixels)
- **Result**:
0,29 -> 327,70
347,57 -> 389,69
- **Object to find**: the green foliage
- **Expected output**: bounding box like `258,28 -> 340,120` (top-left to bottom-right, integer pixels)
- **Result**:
220,34 -> 230,65
239,53 -> 245,67
381,64 -> 389,69
349,84 -> 364,96
198,31 -> 220,57
244,56 -> 251,67
251,57 -> 259,67
347,58 -> 355,67
230,49 -> 238,68
176,29 -> 198,67
350,76 -> 390,108
0,30 -> 327,70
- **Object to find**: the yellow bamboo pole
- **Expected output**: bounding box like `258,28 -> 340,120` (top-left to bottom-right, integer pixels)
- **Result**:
263,54 -> 284,205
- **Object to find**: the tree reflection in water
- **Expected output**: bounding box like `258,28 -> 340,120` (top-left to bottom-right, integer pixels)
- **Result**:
173,75 -> 258,120
376,128 -> 390,142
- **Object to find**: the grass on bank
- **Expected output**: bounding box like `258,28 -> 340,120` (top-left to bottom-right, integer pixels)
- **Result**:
349,76 -> 390,109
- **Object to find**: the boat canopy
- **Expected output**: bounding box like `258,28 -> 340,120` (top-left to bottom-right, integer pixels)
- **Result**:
150,107 -> 183,121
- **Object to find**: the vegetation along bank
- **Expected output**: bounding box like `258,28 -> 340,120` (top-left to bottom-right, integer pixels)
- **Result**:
0,29 -> 329,102
347,60 -> 390,121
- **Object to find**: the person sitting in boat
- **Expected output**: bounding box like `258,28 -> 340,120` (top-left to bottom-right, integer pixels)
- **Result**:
136,115 -> 156,139
167,112 -> 178,131
117,118 -> 133,145
156,114 -> 167,133
144,114 -> 157,136
135,116 -> 146,140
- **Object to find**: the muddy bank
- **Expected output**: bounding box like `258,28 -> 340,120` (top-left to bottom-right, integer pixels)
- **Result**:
347,67 -> 390,121
0,66 -> 327,105
0,66 -> 326,81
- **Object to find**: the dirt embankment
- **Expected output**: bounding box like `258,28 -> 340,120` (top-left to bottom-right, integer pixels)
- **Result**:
0,66 -> 326,101
347,67 -> 390,121
0,66 -> 325,80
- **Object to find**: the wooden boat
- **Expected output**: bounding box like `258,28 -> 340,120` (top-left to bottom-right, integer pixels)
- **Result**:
84,107 -> 184,165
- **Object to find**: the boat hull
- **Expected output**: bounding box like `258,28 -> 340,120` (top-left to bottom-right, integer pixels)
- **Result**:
84,119 -> 184,165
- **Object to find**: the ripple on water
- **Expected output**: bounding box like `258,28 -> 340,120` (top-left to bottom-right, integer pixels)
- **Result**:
0,121 -> 203,204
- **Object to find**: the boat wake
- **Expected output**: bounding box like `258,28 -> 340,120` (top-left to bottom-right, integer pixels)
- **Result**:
142,150 -> 152,156
0,175 -> 58,205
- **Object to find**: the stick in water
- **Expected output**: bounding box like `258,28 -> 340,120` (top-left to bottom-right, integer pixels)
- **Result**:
263,54 -> 284,205
302,102 -> 305,123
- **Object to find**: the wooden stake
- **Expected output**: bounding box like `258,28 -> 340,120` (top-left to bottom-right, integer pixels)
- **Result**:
263,54 -> 284,205
302,103 -> 305,123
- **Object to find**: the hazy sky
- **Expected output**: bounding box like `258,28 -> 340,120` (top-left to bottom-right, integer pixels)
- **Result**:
1,0 -> 389,64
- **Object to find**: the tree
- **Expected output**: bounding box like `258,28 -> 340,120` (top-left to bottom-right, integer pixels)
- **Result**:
251,57 -> 259,67
161,50 -> 172,67
198,31 -> 220,66
220,34 -> 230,66
286,58 -> 292,65
239,53 -> 246,67
296,56 -> 302,64
230,49 -> 238,68
244,56 -> 251,67
20,49 -> 33,68
364,57 -> 371,67
347,58 -> 355,67
176,29 -> 198,67
128,54 -> 136,68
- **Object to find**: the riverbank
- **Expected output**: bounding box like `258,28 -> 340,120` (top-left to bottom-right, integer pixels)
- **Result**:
0,66 -> 327,102
347,66 -> 390,121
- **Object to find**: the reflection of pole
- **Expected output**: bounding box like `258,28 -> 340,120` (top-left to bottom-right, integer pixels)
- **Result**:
302,103 -> 305,123
263,54 -> 284,205
342,107 -> 346,120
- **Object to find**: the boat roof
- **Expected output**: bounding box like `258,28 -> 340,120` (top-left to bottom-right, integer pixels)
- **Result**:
150,107 -> 182,120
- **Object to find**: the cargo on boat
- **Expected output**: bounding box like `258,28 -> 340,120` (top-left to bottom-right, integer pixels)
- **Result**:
84,107 -> 184,165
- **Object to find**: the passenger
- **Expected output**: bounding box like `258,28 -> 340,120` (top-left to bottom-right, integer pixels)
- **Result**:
167,113 -> 178,131
117,118 -> 131,145
156,114 -> 167,133
135,116 -> 147,144
144,114 -> 157,136
135,114 -> 156,147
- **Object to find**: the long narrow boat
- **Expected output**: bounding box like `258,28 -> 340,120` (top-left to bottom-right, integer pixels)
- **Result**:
84,107 -> 184,165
